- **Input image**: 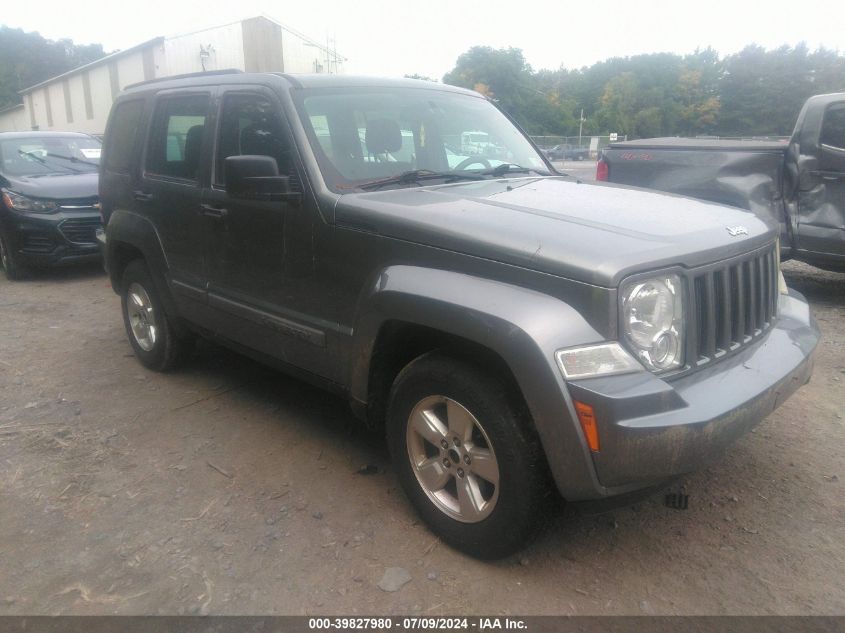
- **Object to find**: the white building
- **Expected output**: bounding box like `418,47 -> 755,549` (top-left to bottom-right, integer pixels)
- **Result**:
0,16 -> 345,135
0,104 -> 28,132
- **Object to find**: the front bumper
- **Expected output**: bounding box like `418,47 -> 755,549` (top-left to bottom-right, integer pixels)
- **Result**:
567,288 -> 819,490
1,207 -> 102,268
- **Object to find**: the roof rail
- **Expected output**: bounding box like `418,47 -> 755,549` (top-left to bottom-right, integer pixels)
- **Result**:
124,68 -> 243,91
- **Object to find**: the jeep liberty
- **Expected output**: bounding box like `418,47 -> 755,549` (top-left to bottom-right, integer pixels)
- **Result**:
99,72 -> 819,558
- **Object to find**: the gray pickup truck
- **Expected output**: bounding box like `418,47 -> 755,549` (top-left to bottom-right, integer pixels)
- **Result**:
99,72 -> 819,558
598,93 -> 845,271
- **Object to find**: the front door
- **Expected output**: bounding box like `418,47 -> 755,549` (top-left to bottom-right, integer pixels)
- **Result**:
202,89 -> 325,374
797,100 -> 845,261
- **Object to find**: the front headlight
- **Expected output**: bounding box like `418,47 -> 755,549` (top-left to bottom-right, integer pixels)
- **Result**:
621,274 -> 685,372
1,189 -> 60,214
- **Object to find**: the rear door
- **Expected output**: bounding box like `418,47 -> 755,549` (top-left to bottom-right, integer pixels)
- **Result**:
138,90 -> 214,295
795,99 -> 845,261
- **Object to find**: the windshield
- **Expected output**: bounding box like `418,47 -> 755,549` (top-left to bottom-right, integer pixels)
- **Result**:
293,87 -> 549,192
0,136 -> 101,176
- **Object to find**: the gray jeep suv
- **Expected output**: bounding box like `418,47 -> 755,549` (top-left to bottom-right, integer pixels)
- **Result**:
99,71 -> 819,558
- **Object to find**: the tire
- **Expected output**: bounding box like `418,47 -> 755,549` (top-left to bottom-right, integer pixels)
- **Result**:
0,228 -> 26,281
120,259 -> 192,371
387,351 -> 551,559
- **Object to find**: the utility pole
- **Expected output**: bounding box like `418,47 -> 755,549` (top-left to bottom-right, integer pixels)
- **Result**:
578,109 -> 585,148
326,34 -> 331,74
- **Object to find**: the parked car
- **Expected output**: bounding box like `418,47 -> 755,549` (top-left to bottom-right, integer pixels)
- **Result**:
546,143 -> 590,161
0,131 -> 102,280
99,72 -> 819,558
598,93 -> 845,272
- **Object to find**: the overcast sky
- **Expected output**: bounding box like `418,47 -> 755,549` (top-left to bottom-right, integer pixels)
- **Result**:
3,0 -> 843,78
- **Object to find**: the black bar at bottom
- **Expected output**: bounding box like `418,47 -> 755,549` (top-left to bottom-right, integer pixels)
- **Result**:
0,616 -> 841,633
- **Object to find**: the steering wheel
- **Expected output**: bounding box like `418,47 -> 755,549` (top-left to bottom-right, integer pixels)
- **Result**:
454,156 -> 491,171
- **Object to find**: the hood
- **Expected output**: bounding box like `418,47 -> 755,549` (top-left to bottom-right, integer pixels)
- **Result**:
2,172 -> 99,201
334,177 -> 777,287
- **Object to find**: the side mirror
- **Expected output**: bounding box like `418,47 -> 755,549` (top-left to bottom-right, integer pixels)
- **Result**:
225,155 -> 291,198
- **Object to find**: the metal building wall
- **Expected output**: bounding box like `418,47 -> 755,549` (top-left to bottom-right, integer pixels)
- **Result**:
13,17 -> 344,135
0,105 -> 28,132
163,22 -> 245,75
20,47 -> 153,134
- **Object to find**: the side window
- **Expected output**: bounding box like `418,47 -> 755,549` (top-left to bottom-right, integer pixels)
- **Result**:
820,103 -> 845,152
146,94 -> 209,181
215,93 -> 292,185
104,100 -> 143,174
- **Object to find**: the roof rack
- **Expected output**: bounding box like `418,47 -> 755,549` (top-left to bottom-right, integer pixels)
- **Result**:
124,68 -> 243,91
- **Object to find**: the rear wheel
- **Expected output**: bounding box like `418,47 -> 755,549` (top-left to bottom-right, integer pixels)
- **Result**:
387,352 -> 551,559
121,259 -> 192,371
0,228 -> 25,281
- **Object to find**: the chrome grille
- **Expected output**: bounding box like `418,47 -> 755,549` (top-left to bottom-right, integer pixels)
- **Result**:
58,196 -> 99,210
59,217 -> 101,245
690,244 -> 779,366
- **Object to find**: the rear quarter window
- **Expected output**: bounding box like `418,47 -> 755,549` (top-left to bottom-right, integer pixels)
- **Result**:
104,100 -> 144,174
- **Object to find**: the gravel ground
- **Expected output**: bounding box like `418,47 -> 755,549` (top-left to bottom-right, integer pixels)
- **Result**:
0,260 -> 842,615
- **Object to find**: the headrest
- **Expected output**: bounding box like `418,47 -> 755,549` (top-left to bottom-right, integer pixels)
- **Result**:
183,125 -> 204,176
365,119 -> 402,154
240,124 -> 275,157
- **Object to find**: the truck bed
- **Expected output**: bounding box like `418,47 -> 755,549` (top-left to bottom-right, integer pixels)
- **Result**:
608,137 -> 787,152
602,138 -> 789,241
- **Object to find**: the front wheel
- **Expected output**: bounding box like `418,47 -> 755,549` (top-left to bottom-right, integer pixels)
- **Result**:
0,228 -> 26,281
387,352 -> 551,559
121,259 -> 192,371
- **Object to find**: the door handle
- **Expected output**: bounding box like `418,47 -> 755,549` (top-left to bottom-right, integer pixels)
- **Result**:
133,190 -> 154,202
200,204 -> 229,219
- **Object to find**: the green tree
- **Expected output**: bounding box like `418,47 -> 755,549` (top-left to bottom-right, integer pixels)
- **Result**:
442,46 -> 566,133
441,43 -> 845,139
717,43 -> 842,136
597,72 -> 640,135
0,26 -> 108,109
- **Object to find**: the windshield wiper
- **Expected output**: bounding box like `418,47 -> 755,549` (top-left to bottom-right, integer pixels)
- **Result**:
44,152 -> 99,168
17,149 -> 83,173
358,169 -> 486,191
18,149 -> 48,164
480,163 -> 551,177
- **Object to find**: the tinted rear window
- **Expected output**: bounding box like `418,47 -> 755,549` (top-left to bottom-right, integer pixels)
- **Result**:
146,94 -> 209,181
104,100 -> 144,174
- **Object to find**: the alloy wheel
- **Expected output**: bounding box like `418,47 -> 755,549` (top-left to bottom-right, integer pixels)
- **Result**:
126,282 -> 158,352
406,395 -> 500,523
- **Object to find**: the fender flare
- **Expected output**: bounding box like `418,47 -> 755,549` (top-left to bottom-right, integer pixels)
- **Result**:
105,210 -> 178,316
349,265 -> 610,499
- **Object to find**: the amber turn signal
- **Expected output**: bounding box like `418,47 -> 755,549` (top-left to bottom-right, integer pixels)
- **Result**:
574,400 -> 600,452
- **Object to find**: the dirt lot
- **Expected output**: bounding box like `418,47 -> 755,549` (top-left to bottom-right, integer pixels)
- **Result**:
0,260 -> 843,616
